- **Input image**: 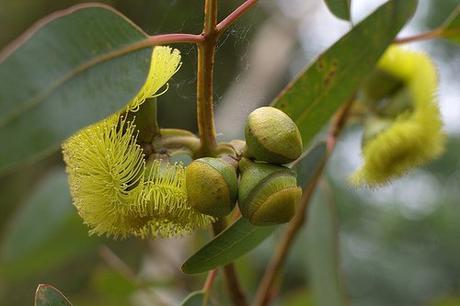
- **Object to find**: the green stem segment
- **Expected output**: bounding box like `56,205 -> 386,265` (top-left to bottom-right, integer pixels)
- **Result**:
393,26 -> 460,45
196,0 -> 219,156
197,2 -> 249,303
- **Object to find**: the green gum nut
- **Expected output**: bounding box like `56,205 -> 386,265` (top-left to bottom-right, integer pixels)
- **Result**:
238,158 -> 302,226
186,157 -> 238,217
245,106 -> 303,164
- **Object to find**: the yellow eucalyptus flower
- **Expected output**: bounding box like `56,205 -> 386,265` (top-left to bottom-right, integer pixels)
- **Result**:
127,46 -> 182,112
62,46 -> 214,239
351,46 -> 446,187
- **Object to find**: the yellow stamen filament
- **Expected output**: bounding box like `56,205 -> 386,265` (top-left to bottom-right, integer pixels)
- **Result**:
351,46 -> 446,187
62,46 -> 213,238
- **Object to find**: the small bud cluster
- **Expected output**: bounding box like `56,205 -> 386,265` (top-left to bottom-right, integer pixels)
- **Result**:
186,106 -> 304,226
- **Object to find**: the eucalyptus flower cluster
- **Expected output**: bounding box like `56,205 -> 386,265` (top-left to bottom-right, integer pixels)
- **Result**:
62,45 -> 446,240
62,47 -> 213,239
351,46 -> 445,187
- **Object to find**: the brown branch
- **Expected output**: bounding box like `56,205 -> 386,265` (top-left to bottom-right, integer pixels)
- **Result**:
216,0 -> 259,33
196,0 -> 219,156
203,0 -> 218,35
393,27 -> 460,45
394,28 -> 444,44
196,0 -> 260,303
327,99 -> 354,151
253,101 -> 354,306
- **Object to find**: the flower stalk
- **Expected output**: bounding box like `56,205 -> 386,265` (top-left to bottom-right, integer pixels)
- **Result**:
196,0 -> 219,156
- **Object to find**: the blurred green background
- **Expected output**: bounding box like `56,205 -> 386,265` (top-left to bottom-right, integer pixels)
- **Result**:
0,0 -> 459,305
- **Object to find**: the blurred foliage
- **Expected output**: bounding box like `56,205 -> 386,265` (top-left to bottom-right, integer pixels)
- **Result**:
35,284 -> 72,306
425,0 -> 459,29
282,289 -> 314,306
0,169 -> 95,280
0,1 -> 460,306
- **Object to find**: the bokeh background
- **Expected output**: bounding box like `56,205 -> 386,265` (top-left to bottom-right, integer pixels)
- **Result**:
1,0 -> 459,305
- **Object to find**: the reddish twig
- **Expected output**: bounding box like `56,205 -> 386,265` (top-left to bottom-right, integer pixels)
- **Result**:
327,99 -> 354,151
217,0 -> 259,33
394,28 -> 444,44
394,26 -> 460,44
201,269 -> 218,306
203,269 -> 218,292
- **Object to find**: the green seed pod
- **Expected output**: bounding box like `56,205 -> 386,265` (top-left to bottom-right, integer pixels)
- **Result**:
186,157 -> 238,217
238,158 -> 302,226
245,106 -> 303,164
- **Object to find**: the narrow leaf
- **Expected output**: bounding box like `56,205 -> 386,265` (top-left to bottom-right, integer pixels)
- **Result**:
273,0 -> 417,147
182,143 -> 327,275
0,168 -> 95,280
305,189 -> 347,306
324,0 -> 352,21
0,4 -> 152,174
35,284 -> 72,306
441,4 -> 460,43
182,218 -> 276,274
181,291 -> 213,306
295,142 -> 328,187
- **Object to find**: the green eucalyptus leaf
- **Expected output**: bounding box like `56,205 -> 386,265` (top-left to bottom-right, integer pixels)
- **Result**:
305,190 -> 347,306
182,218 -> 276,274
295,142 -> 327,187
273,0 -> 417,147
181,142 -> 327,275
0,4 -> 153,175
282,289 -> 315,306
441,4 -> 460,43
181,290 -> 213,306
324,0 -> 352,21
0,168 -> 95,280
35,284 -> 72,306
